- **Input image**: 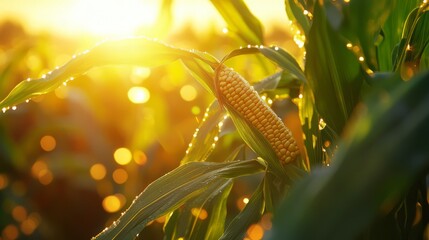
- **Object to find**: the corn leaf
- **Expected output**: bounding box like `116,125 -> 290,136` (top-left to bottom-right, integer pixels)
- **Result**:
305,2 -> 363,135
284,0 -> 311,37
210,0 -> 264,45
181,101 -> 224,164
421,41 -> 429,71
394,3 -> 429,77
221,46 -> 306,83
333,0 -> 396,69
163,179 -> 232,240
269,70 -> 429,239
92,159 -> 265,240
0,37 -> 218,110
219,179 -> 265,240
377,0 -> 421,71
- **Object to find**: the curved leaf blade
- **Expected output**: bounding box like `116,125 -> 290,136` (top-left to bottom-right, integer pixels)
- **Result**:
269,71 -> 429,240
0,37 -> 218,110
210,0 -> 264,45
92,159 -> 265,240
220,179 -> 265,240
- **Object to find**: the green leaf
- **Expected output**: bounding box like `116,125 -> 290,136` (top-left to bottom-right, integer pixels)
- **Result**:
210,0 -> 264,45
220,179 -> 265,240
269,71 -> 429,239
0,37 -> 218,110
305,2 -> 364,135
335,0 -> 397,69
92,159 -> 265,240
285,0 -> 311,37
181,101 -> 224,164
163,179 -> 232,240
377,0 -> 421,71
420,41 -> 429,71
221,46 -> 306,83
394,3 -> 429,78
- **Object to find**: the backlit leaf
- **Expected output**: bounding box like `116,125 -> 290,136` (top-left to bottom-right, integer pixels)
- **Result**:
92,159 -> 265,240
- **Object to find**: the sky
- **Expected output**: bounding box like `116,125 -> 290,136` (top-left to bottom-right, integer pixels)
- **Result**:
0,0 -> 289,37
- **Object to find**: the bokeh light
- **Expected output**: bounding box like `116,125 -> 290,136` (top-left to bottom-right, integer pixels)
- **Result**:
246,224 -> 264,240
102,195 -> 121,213
131,67 -> 151,84
0,174 -> 9,190
12,205 -> 27,222
191,208 -> 208,220
128,87 -> 150,104
20,213 -> 40,236
113,148 -> 132,165
179,84 -> 198,102
40,135 -> 56,152
2,224 -> 19,240
112,168 -> 128,184
133,150 -> 147,165
90,163 -> 107,180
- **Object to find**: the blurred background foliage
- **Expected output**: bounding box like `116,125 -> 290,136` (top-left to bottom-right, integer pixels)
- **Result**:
0,1 -> 301,239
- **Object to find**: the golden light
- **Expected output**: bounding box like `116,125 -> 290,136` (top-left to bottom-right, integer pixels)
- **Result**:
246,224 -> 264,240
113,147 -> 132,165
67,0 -> 158,37
191,106 -> 201,115
133,150 -> 148,165
40,135 -> 56,152
2,224 -> 19,240
180,84 -> 198,102
31,159 -> 54,185
102,195 -> 121,213
38,170 -> 54,185
12,206 -> 27,222
131,67 -> 151,84
90,163 -> 107,180
112,168 -> 128,184
128,87 -> 150,104
191,208 -> 208,220
0,174 -> 9,190
20,214 -> 40,236
236,196 -> 250,211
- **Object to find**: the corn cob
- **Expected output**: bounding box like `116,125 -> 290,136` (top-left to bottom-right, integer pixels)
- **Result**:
216,65 -> 299,164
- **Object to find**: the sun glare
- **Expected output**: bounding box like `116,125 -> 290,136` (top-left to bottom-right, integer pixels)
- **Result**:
68,0 -> 158,36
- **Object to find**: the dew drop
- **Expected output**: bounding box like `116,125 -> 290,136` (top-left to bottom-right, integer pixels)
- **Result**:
41,74 -> 46,79
274,46 -> 279,51
25,99 -> 30,103
247,44 -> 251,48
11,106 -> 17,111
2,107 -> 7,113
26,78 -> 31,82
214,136 -> 219,142
358,56 -> 365,62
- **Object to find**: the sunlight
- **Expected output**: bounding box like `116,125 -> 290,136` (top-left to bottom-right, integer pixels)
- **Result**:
68,0 -> 158,36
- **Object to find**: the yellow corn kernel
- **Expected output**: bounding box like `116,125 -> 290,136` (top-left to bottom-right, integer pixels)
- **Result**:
216,65 -> 299,164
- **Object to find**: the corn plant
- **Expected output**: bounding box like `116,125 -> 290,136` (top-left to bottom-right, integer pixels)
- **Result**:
1,0 -> 429,239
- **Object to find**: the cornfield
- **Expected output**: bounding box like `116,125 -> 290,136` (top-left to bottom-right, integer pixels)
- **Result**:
1,0 -> 429,239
